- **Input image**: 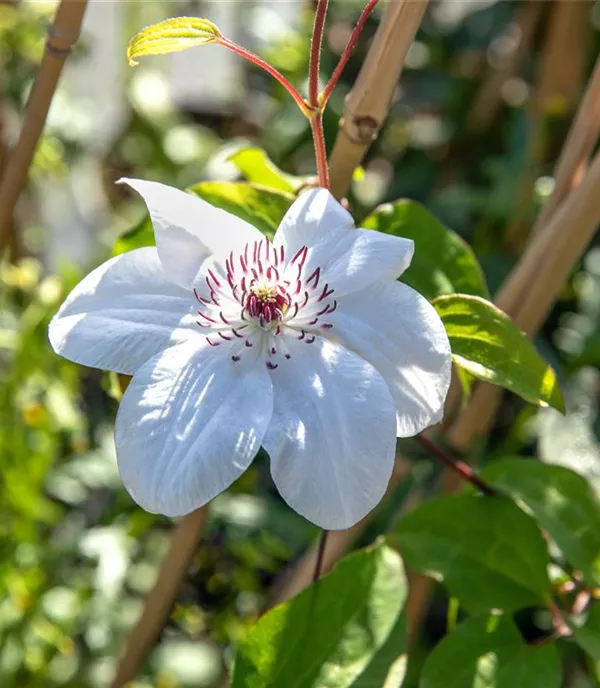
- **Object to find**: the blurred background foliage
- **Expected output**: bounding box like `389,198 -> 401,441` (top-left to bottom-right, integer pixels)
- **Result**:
2,0 -> 600,685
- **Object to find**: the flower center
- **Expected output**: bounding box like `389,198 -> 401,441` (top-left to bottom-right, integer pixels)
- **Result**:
193,238 -> 337,369
245,281 -> 289,327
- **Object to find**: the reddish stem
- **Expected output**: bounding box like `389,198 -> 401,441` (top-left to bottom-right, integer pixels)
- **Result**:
415,435 -> 496,496
311,113 -> 330,189
321,0 -> 379,106
309,0 -> 330,107
218,37 -> 310,116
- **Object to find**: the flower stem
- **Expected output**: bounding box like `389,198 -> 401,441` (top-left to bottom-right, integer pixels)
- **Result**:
218,37 -> 311,117
311,112 -> 330,189
309,0 -> 329,107
415,435 -> 496,496
321,0 -> 379,107
313,530 -> 329,583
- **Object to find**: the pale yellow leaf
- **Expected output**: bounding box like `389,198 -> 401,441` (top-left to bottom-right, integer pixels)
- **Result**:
127,17 -> 221,66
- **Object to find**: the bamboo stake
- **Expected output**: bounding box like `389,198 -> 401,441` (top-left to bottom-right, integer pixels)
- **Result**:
516,154 -> 600,335
534,0 -> 590,116
467,1 -> 544,132
496,53 -> 600,318
504,0 -> 590,254
0,37 -> 15,260
448,145 -> 600,452
0,0 -> 88,252
446,56 -> 600,453
328,0 -> 429,200
110,508 -> 209,688
532,55 -> 600,235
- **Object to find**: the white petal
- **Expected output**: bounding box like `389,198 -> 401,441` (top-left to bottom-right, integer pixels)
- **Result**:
273,187 -> 355,256
120,178 -> 263,287
116,342 -> 273,516
275,187 -> 413,297
328,280 -> 451,436
263,335 -> 397,530
298,228 -> 414,302
49,247 -> 201,375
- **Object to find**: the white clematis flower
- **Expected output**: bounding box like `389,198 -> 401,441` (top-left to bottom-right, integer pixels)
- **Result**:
49,180 -> 451,529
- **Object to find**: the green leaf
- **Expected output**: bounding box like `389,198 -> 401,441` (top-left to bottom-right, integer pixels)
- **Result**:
433,294 -> 564,412
361,201 -> 488,300
229,147 -> 305,194
482,459 -> 600,586
112,214 -> 154,256
127,17 -> 221,66
394,494 -> 551,613
189,182 -> 294,239
573,604 -> 600,660
455,365 -> 475,403
231,542 -> 407,688
421,615 -> 561,688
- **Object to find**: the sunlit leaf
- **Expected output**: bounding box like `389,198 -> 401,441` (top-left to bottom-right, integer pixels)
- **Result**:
127,17 -> 221,66
112,214 -> 153,256
421,615 -> 561,688
189,182 -> 294,238
433,294 -> 564,412
232,542 -> 407,688
394,494 -> 551,613
455,365 -> 475,403
362,201 -> 488,300
482,459 -> 600,586
229,147 -> 305,193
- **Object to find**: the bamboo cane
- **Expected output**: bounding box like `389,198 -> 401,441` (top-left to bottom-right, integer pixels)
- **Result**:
504,0 -> 590,254
467,1 -> 544,132
110,508 -> 209,688
535,0 -> 590,116
496,54 -> 600,319
532,54 -> 600,235
328,0 -> 429,200
446,53 -> 600,445
448,144 -> 600,453
0,0 -> 88,252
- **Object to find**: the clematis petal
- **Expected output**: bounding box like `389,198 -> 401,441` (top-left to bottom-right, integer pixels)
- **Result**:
297,227 -> 414,303
116,341 -> 273,516
263,335 -> 397,530
327,280 -> 451,437
274,188 -> 413,297
273,187 -> 355,256
49,247 -> 201,375
120,178 -> 263,287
